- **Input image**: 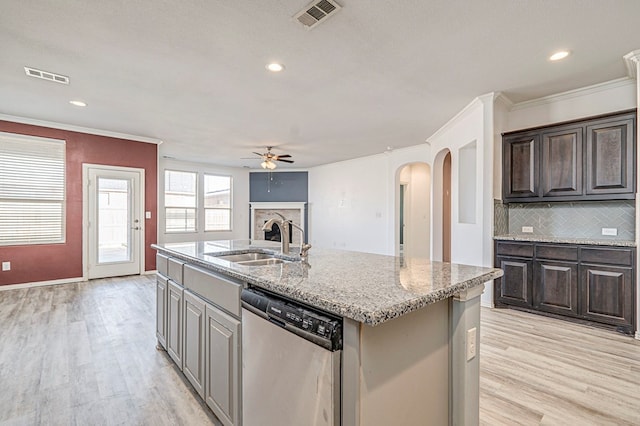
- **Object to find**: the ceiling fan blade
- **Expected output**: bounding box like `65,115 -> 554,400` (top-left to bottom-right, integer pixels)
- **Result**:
276,159 -> 294,163
275,154 -> 292,158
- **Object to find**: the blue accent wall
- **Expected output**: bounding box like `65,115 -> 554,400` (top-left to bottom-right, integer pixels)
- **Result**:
249,171 -> 309,243
250,172 -> 308,202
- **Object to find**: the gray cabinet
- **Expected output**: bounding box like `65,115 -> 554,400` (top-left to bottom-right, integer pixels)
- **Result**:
167,280 -> 184,368
156,274 -> 168,349
184,290 -> 206,399
502,110 -> 636,203
205,303 -> 241,426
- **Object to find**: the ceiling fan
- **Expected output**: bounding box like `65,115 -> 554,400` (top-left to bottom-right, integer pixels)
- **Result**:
250,146 -> 294,170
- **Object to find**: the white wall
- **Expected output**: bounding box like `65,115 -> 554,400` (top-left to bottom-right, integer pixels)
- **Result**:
400,163 -> 431,259
428,93 -> 497,306
159,158 -> 250,244
308,145 -> 430,255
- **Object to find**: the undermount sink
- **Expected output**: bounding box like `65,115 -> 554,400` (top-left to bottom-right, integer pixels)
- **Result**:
212,252 -> 289,266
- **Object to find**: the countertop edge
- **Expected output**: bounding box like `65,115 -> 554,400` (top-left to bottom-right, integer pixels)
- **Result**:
493,235 -> 636,247
152,245 -> 503,326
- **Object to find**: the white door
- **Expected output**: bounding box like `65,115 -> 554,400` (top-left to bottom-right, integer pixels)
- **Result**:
86,165 -> 143,279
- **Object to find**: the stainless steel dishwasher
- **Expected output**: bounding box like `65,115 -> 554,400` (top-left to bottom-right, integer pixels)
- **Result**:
241,288 -> 342,426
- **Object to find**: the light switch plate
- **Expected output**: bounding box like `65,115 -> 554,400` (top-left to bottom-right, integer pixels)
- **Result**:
145,211 -> 152,219
602,227 -> 618,236
2,261 -> 10,271
522,226 -> 534,233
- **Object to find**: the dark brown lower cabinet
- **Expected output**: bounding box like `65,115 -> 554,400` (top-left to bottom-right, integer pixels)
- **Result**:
496,257 -> 533,308
495,241 -> 635,334
580,264 -> 634,330
534,260 -> 578,317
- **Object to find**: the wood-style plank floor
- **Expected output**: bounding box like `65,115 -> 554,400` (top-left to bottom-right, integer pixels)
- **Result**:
0,275 -> 219,426
480,307 -> 640,425
2,275 -> 640,425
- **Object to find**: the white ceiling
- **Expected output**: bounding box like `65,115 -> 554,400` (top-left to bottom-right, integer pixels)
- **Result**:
1,1 -> 639,168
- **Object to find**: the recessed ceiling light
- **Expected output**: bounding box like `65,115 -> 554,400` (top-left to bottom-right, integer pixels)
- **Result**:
549,50 -> 570,61
69,100 -> 87,107
266,63 -> 285,72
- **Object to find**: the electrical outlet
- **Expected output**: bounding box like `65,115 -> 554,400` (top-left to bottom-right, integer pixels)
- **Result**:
2,261 -> 10,271
522,226 -> 534,233
602,227 -> 618,236
466,327 -> 477,361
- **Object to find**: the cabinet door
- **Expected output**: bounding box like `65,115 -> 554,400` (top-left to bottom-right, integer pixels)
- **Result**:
579,264 -> 634,330
541,126 -> 583,197
534,260 -> 578,316
503,132 -> 540,200
183,290 -> 206,398
167,280 -> 183,369
496,257 -> 533,308
205,304 -> 241,426
585,115 -> 635,196
156,274 -> 168,350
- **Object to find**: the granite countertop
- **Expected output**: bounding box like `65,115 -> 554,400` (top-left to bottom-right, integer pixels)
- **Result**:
493,235 -> 636,247
152,240 -> 503,326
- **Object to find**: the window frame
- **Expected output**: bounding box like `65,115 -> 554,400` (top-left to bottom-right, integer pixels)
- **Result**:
203,173 -> 233,232
0,132 -> 66,246
164,169 -> 198,234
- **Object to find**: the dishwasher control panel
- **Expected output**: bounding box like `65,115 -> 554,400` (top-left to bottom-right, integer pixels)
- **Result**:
241,288 -> 342,351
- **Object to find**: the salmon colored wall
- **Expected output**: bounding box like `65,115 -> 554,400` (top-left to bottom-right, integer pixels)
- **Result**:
0,120 -> 158,286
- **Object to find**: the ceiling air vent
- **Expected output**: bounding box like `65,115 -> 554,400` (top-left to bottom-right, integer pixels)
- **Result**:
294,0 -> 342,29
24,67 -> 69,84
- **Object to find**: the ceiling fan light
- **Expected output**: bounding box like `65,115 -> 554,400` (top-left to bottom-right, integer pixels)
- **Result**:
261,160 -> 277,170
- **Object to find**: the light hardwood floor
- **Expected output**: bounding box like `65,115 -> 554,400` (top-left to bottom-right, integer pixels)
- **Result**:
0,275 -> 220,426
480,307 -> 640,425
2,275 -> 639,425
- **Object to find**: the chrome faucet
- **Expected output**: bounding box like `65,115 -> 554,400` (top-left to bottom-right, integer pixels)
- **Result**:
262,213 -> 290,254
261,213 -> 311,258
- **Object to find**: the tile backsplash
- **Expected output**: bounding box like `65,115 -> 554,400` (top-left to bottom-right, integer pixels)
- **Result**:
505,200 -> 635,241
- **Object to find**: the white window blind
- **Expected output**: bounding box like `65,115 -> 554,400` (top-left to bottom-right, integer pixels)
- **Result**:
0,132 -> 66,245
204,174 -> 232,231
165,170 -> 197,232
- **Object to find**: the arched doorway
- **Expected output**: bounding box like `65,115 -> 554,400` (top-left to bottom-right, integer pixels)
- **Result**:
431,149 -> 452,262
396,162 -> 431,259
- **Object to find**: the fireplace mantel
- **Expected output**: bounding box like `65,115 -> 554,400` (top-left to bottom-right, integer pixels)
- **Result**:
250,202 -> 306,241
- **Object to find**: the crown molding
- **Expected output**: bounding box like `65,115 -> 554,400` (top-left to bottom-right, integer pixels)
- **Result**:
509,77 -> 635,112
0,113 -> 162,144
623,49 -> 640,79
426,93 -> 492,143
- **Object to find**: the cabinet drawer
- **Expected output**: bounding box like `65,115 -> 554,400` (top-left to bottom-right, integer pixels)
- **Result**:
535,245 -> 578,261
157,253 -> 169,277
184,265 -> 242,318
168,258 -> 185,285
496,242 -> 534,258
580,247 -> 634,266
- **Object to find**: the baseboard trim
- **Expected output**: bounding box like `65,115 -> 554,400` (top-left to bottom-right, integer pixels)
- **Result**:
0,276 -> 85,291
143,269 -> 157,275
635,331 -> 640,341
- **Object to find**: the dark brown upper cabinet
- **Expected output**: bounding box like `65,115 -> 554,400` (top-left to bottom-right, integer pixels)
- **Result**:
503,132 -> 539,200
502,110 -> 636,203
586,115 -> 635,196
541,125 -> 583,197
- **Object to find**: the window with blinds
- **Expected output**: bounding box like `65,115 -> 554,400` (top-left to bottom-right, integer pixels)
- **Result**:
0,132 -> 66,245
204,174 -> 232,231
164,170 -> 197,232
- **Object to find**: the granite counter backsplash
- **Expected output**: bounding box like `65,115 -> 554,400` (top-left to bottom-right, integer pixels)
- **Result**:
153,240 -> 503,326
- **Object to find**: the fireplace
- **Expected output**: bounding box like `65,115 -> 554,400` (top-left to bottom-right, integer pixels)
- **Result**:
264,221 -> 293,243
250,202 -> 306,243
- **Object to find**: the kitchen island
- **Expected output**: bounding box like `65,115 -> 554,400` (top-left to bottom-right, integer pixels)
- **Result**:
153,240 -> 503,426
